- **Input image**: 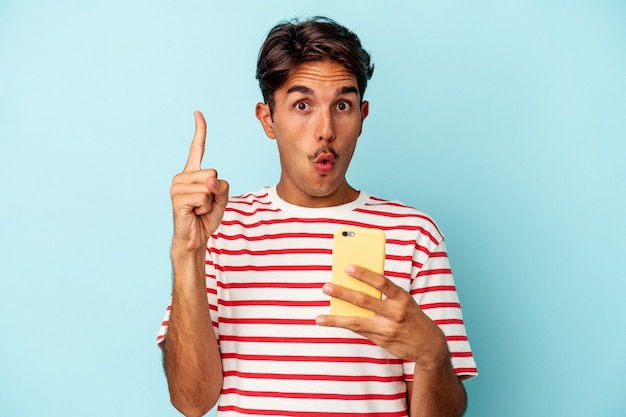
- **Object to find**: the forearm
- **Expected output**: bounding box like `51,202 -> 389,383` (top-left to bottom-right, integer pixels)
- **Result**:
408,353 -> 467,417
163,248 -> 223,417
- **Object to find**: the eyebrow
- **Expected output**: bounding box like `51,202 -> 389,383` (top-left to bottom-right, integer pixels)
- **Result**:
286,85 -> 359,97
286,85 -> 314,95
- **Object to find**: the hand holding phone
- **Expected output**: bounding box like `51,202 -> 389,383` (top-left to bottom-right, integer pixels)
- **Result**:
330,226 -> 386,317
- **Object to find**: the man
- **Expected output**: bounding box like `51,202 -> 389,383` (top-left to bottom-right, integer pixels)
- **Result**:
158,16 -> 477,417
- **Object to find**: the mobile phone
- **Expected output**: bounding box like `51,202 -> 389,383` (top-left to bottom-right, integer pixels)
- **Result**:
330,226 -> 386,317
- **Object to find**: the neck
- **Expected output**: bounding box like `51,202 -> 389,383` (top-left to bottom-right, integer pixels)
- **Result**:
275,183 -> 359,208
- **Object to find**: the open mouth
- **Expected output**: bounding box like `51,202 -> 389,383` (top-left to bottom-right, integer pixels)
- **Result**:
314,152 -> 336,175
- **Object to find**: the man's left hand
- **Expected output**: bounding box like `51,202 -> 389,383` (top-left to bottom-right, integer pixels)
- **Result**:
315,264 -> 450,370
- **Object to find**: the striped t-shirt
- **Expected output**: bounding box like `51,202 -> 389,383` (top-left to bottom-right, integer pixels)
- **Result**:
158,186 -> 477,416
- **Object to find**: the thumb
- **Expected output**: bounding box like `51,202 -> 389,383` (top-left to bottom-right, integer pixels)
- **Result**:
207,177 -> 230,209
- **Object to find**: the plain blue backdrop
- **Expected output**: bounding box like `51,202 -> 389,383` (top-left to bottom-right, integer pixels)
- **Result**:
1,1 -> 625,416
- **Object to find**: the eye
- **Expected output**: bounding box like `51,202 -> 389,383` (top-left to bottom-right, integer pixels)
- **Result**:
295,101 -> 310,111
335,101 -> 351,112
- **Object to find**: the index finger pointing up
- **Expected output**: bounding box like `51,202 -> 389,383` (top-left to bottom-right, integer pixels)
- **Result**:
183,111 -> 207,172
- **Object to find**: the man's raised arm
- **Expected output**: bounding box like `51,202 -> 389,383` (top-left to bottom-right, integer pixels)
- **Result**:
162,111 -> 229,417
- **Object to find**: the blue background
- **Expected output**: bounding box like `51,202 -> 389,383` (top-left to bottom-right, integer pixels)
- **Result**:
1,1 -> 625,416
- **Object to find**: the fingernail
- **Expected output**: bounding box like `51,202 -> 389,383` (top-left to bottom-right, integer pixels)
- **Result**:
345,264 -> 356,274
322,283 -> 333,295
315,316 -> 327,326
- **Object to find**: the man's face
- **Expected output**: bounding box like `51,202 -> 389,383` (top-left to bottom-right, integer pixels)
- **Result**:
256,60 -> 369,207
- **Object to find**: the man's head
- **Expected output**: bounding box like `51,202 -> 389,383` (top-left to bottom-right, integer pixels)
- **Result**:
256,16 -> 374,114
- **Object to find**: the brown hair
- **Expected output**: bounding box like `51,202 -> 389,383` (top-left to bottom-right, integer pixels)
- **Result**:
256,16 -> 374,113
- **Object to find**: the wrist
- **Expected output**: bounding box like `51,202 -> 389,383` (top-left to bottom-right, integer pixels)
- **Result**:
171,236 -> 207,257
170,244 -> 206,281
413,330 -> 451,373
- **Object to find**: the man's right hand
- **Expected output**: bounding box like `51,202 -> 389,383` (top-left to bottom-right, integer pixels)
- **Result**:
170,111 -> 230,253
165,111 -> 228,413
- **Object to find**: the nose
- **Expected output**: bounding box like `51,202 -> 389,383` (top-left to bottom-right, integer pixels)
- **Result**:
316,109 -> 335,142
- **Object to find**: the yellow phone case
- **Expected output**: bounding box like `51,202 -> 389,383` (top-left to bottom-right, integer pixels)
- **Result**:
330,226 -> 386,317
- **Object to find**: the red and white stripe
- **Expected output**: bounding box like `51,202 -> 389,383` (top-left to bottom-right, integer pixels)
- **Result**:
158,186 -> 477,415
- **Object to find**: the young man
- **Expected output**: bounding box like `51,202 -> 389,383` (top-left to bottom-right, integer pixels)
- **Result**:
159,17 -> 477,417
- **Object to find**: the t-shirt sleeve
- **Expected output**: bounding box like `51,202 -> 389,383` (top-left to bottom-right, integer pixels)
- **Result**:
403,240 -> 478,380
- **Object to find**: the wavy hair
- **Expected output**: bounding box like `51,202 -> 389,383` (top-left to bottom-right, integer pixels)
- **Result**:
256,16 -> 374,113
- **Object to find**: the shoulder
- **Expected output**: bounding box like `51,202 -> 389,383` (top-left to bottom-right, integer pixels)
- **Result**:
228,187 -> 272,206
358,193 -> 445,245
223,187 -> 277,217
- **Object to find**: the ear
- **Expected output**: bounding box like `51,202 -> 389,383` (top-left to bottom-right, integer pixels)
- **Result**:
358,101 -> 369,136
255,102 -> 276,139
361,101 -> 369,121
